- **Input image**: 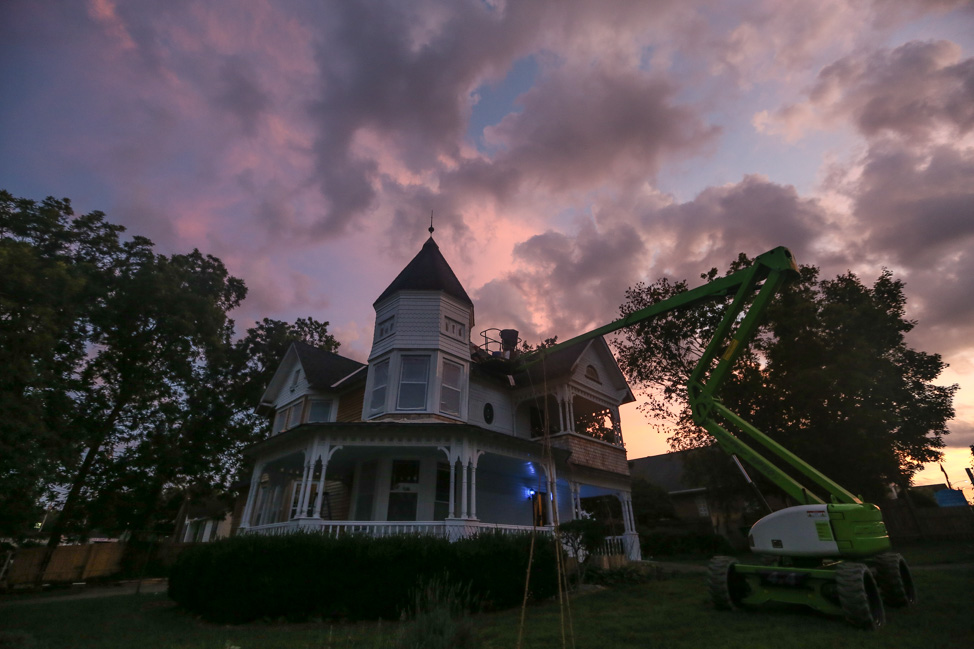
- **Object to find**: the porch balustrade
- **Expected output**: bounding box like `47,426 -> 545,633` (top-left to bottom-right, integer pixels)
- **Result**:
240,519 -> 552,541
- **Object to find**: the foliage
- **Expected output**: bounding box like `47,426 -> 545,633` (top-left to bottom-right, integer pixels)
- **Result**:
614,255 -> 957,503
558,518 -> 608,577
640,528 -> 735,559
4,564 -> 973,649
0,190 -> 339,541
584,563 -> 668,586
394,576 -> 481,649
168,531 -> 557,624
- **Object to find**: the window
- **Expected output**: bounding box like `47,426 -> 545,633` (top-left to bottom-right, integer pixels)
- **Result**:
439,361 -> 463,416
397,356 -> 429,410
286,401 -> 304,428
387,460 -> 420,521
290,369 -> 301,392
584,365 -> 601,383
370,360 -> 390,413
376,316 -> 396,340
444,316 -> 466,340
273,410 -> 287,433
308,399 -> 332,423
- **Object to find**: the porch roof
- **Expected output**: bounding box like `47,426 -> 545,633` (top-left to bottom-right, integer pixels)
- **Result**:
243,421 -> 572,465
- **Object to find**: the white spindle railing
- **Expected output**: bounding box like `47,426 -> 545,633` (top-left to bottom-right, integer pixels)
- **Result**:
240,519 -> 552,540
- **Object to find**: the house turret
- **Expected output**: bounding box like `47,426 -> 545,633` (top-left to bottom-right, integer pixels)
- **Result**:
364,236 -> 474,421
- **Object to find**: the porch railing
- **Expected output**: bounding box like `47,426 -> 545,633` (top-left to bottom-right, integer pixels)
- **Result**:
239,519 -> 552,541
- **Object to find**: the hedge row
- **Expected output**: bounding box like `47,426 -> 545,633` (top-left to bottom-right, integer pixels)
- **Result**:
639,529 -> 734,558
168,531 -> 556,624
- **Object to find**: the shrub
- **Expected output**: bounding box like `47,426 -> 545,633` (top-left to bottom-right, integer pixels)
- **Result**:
639,530 -> 734,559
394,576 -> 480,649
168,531 -> 556,624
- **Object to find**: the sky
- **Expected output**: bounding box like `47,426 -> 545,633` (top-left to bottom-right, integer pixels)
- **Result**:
2,0 -> 973,497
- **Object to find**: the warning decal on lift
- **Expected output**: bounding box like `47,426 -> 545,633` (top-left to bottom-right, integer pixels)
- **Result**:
815,521 -> 833,542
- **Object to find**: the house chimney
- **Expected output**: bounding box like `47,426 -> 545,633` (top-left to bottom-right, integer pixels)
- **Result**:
500,329 -> 519,358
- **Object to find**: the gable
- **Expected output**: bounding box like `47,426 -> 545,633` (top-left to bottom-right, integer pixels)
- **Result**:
572,339 -> 635,404
258,342 -> 366,412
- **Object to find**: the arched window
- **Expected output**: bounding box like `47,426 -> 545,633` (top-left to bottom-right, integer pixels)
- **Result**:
585,365 -> 601,383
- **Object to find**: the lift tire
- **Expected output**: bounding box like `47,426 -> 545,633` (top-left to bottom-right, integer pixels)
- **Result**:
836,562 -> 886,630
872,553 -> 917,607
707,556 -> 748,610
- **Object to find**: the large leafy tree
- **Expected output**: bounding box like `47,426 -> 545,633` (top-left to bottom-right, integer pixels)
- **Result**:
0,190 -> 339,545
614,256 -> 957,504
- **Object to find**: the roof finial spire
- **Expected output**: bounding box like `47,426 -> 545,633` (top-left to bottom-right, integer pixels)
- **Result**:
429,210 -> 435,236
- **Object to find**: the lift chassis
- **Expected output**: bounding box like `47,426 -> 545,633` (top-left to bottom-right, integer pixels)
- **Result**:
523,247 -> 915,628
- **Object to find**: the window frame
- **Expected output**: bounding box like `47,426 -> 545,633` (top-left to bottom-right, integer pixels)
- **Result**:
369,360 -> 390,414
439,360 -> 464,417
307,399 -> 333,423
396,355 -> 430,411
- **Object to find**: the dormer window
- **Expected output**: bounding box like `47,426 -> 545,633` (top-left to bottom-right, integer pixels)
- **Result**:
397,356 -> 429,410
376,316 -> 396,340
584,365 -> 601,384
444,316 -> 466,340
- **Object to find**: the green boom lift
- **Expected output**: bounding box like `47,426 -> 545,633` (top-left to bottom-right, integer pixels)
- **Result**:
521,246 -> 915,629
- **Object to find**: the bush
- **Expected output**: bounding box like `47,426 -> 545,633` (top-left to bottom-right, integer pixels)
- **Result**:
639,530 -> 734,559
168,531 -> 557,624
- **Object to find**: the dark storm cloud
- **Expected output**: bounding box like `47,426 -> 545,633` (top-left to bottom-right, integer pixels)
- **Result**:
477,66 -> 720,193
301,0 -> 701,237
213,56 -> 271,137
510,221 -> 648,337
649,176 -> 824,277
853,142 -> 974,263
796,40 -> 974,143
482,175 -> 829,342
304,1 -> 534,236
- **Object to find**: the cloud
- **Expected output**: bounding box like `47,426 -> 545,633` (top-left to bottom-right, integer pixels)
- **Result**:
476,175 -> 828,342
213,56 -> 271,137
763,40 -> 974,143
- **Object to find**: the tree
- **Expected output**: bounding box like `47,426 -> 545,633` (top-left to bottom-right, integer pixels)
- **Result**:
0,190 -> 341,549
613,256 -> 957,503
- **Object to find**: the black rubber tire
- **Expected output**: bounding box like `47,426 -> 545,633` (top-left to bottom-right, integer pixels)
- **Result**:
707,555 -> 748,610
836,562 -> 886,630
872,553 -> 917,607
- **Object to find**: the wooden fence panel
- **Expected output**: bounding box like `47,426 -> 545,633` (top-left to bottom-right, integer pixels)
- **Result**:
81,544 -> 125,579
2,544 -> 128,586
883,502 -> 974,541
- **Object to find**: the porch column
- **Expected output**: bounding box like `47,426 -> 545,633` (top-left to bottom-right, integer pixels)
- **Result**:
557,389 -> 566,432
448,458 -> 457,518
311,441 -> 330,518
567,392 -> 576,433
460,459 -> 470,519
295,459 -> 313,519
542,462 -> 557,526
611,406 -> 623,445
617,492 -> 634,534
239,460 -> 266,528
313,444 -> 342,518
570,482 -> 581,520
470,451 -> 483,520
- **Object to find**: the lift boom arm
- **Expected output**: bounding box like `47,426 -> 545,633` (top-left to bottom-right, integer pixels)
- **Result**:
519,246 -> 861,507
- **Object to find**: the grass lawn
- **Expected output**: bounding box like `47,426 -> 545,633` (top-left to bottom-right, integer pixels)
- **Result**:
1,548 -> 971,649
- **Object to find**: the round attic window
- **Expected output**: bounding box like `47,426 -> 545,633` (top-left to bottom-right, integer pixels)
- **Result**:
483,403 -> 494,424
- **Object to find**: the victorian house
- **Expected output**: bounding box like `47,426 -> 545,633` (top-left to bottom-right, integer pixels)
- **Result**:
236,234 -> 641,560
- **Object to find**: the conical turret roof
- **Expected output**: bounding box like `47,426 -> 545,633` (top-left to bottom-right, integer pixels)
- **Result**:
374,237 -> 473,307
